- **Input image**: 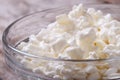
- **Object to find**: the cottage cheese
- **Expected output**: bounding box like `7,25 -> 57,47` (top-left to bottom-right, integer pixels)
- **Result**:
18,4 -> 120,80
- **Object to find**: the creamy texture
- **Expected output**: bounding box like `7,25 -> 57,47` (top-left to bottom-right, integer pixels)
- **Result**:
18,4 -> 120,80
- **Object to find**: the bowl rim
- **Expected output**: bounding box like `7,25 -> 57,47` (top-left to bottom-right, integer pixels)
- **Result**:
2,4 -> 120,62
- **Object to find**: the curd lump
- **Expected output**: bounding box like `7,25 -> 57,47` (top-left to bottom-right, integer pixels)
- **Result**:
18,4 -> 120,80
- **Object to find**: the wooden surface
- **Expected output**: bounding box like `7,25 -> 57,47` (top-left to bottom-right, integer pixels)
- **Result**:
0,0 -> 120,80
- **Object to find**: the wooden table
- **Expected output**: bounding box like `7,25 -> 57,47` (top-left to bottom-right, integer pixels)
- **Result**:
0,0 -> 119,80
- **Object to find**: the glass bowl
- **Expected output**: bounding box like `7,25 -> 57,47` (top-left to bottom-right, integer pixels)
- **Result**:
2,4 -> 120,80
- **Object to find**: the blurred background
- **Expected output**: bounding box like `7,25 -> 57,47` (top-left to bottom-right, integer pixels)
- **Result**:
0,0 -> 120,80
